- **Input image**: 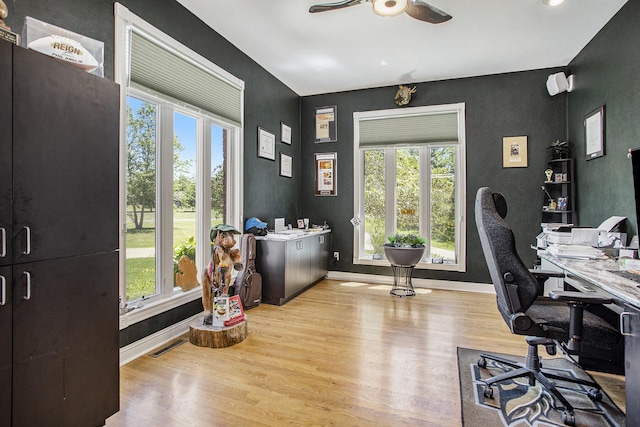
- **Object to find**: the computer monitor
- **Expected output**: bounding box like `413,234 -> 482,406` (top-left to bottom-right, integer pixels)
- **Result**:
631,148 -> 640,240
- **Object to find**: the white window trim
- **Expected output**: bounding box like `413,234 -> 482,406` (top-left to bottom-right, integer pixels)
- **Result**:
114,3 -> 244,326
352,103 -> 466,272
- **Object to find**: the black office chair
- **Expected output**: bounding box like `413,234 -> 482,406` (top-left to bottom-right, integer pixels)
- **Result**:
474,187 -> 622,426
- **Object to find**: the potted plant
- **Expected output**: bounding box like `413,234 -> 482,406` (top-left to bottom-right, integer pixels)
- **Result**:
383,233 -> 426,266
547,139 -> 571,159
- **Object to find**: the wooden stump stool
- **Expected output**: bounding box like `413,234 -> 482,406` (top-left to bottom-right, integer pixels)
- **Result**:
189,316 -> 248,348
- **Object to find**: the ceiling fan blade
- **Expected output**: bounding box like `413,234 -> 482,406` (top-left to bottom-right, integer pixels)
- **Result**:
405,0 -> 452,23
309,0 -> 365,13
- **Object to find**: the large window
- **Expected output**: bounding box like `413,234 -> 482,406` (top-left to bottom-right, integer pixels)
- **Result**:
353,104 -> 466,271
116,4 -> 244,318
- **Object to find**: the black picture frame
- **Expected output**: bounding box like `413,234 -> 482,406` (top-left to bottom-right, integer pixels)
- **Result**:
584,105 -> 605,160
279,153 -> 292,178
257,127 -> 275,160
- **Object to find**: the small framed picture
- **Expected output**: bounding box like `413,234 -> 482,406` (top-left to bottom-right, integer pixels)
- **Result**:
314,105 -> 337,143
555,173 -> 564,182
279,153 -> 292,178
314,152 -> 337,196
585,105 -> 605,160
502,136 -> 528,168
281,122 -> 291,145
297,219 -> 305,228
258,127 -> 275,160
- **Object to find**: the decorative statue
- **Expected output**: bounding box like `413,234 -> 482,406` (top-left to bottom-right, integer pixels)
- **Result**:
0,0 -> 11,31
394,84 -> 417,107
202,224 -> 242,325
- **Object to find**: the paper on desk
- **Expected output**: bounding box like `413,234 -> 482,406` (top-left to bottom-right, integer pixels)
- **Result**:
598,216 -> 626,231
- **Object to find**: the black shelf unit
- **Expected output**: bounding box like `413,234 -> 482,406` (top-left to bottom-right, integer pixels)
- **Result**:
541,158 -> 575,225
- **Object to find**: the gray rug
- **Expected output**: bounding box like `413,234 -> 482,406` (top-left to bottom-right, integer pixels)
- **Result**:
457,347 -> 625,426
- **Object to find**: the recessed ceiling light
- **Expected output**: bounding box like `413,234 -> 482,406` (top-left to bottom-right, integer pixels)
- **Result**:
543,0 -> 565,6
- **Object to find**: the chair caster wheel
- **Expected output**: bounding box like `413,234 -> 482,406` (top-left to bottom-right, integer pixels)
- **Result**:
477,357 -> 487,368
483,386 -> 494,399
562,411 -> 575,426
588,388 -> 603,401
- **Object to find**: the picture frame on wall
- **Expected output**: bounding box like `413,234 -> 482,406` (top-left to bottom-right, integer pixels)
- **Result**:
314,105 -> 337,143
280,153 -> 292,178
314,152 -> 337,196
502,136 -> 528,168
258,127 -> 275,160
585,105 -> 605,160
281,122 -> 291,145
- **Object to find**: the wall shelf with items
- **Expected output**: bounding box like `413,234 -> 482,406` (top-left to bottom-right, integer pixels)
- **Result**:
541,158 -> 575,225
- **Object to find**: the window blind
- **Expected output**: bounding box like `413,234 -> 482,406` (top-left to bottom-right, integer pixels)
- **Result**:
359,111 -> 458,147
129,31 -> 242,126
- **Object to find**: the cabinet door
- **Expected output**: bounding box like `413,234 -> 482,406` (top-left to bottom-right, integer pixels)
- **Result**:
0,41 -> 11,268
624,304 -> 640,427
0,266 -> 11,427
285,239 -> 309,297
12,252 -> 119,426
12,47 -> 119,263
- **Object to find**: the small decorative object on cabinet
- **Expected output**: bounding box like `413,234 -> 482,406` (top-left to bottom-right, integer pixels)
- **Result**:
541,157 -> 575,226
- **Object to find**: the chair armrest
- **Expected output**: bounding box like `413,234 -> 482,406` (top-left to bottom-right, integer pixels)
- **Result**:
530,269 -> 564,280
548,290 -> 612,305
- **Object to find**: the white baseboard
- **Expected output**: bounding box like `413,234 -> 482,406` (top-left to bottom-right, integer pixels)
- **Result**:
119,313 -> 201,366
326,270 -> 495,294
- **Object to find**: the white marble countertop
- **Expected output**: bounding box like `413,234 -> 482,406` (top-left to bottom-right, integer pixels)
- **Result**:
255,228 -> 331,241
540,252 -> 640,309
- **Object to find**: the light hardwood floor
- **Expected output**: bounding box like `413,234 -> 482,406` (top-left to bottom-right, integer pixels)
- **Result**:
106,279 -> 625,426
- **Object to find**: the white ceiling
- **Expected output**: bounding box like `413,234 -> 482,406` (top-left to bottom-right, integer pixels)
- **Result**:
176,0 -> 627,96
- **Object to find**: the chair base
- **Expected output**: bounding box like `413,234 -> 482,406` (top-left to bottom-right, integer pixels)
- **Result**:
477,336 -> 602,427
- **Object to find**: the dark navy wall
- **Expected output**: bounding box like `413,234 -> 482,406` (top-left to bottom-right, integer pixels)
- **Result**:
301,69 -> 566,285
567,0 -> 640,238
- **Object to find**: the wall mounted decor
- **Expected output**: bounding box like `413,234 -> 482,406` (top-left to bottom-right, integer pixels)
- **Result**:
280,153 -> 292,178
281,122 -> 291,144
314,152 -> 337,196
314,105 -> 337,143
585,105 -> 605,160
502,136 -> 528,168
258,127 -> 275,160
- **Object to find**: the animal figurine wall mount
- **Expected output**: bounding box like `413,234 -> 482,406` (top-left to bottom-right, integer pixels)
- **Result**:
394,84 -> 417,107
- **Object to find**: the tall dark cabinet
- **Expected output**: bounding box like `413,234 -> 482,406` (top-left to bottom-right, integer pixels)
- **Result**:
0,41 -> 120,426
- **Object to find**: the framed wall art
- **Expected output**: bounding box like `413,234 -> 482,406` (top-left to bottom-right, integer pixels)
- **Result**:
585,105 -> 605,160
314,152 -> 337,196
502,136 -> 528,168
280,153 -> 292,178
281,122 -> 291,145
314,105 -> 337,143
258,127 -> 275,160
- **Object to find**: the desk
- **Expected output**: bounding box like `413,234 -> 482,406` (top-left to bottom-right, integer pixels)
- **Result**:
539,252 -> 640,425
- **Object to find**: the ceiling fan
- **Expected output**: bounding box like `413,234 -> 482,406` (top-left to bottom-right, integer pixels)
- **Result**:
309,0 -> 452,24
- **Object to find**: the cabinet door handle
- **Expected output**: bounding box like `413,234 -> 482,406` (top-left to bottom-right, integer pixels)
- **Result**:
0,227 -> 5,257
23,271 -> 31,300
23,226 -> 31,255
620,311 -> 634,336
0,275 -> 5,306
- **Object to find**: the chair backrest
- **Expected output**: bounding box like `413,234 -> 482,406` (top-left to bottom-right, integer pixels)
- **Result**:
475,187 -> 541,319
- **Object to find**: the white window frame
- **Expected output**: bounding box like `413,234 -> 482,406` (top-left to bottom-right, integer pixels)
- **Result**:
352,103 -> 466,272
115,3 -> 244,326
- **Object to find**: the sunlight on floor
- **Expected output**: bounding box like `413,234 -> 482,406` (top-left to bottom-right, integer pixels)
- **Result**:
338,281 -> 432,294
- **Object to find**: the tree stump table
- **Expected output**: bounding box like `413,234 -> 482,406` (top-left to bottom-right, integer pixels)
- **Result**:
189,316 -> 248,348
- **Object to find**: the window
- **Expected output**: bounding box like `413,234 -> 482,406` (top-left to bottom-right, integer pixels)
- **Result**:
115,4 -> 244,319
353,104 -> 466,271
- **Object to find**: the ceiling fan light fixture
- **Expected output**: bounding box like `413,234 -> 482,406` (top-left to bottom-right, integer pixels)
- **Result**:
542,0 -> 565,6
372,0 -> 408,17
